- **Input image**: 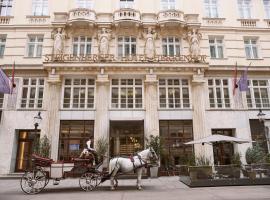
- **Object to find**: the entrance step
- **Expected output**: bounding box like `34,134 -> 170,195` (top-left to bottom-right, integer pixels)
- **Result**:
0,173 -> 24,179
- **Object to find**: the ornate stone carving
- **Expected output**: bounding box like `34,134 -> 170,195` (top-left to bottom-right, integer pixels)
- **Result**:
185,29 -> 202,59
98,28 -> 112,55
52,28 -> 66,55
142,27 -> 157,60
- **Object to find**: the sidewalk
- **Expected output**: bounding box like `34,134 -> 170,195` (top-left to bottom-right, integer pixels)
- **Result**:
0,176 -> 270,200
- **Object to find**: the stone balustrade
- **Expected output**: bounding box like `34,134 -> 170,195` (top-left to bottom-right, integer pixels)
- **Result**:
26,16 -> 50,24
0,16 -> 13,25
157,10 -> 185,26
238,19 -> 258,27
68,8 -> 96,25
113,9 -> 141,25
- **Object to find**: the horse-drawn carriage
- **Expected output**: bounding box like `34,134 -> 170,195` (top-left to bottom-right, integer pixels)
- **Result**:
20,148 -> 158,194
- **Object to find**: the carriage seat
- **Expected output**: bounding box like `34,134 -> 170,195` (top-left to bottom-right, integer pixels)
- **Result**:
32,154 -> 54,167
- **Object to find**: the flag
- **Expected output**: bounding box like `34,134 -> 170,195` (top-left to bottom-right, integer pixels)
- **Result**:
233,62 -> 238,95
0,68 -> 11,94
11,62 -> 16,94
238,67 -> 248,92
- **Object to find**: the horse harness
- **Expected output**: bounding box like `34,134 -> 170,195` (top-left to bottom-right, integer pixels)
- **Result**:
130,154 -> 147,173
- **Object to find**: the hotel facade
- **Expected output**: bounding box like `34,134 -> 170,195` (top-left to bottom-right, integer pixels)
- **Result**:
0,0 -> 270,175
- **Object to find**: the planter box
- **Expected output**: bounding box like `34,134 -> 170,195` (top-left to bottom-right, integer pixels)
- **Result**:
188,166 -> 213,181
150,166 -> 159,178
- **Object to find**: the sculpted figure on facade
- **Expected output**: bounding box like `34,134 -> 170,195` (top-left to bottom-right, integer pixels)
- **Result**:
185,29 -> 202,58
52,28 -> 66,55
98,28 -> 112,55
142,27 -> 157,60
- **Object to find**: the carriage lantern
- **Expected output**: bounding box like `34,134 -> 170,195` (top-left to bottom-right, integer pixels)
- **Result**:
34,111 -> 42,130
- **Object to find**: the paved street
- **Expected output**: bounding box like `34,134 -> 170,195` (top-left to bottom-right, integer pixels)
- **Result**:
0,177 -> 270,200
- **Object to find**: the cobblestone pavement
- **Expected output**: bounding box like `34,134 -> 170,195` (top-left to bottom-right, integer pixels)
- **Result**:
0,177 -> 270,200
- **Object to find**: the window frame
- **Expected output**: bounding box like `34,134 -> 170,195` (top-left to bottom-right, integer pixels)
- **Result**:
26,35 -> 44,58
204,0 -> 218,18
209,36 -> 224,59
244,38 -> 259,59
238,0 -> 252,19
32,0 -> 48,16
110,78 -> 143,109
117,36 -> 137,58
160,0 -> 176,10
72,36 -> 92,56
76,0 -> 94,9
62,78 -> 96,110
158,78 -> 191,109
264,0 -> 270,19
119,0 -> 134,9
0,35 -> 6,58
162,36 -> 181,56
246,80 -> 270,109
20,78 -> 44,109
0,0 -> 13,16
208,78 -> 231,109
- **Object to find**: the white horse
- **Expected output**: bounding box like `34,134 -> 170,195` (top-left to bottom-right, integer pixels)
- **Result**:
109,148 -> 159,190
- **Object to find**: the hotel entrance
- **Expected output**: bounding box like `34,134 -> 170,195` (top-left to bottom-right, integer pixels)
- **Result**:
110,121 -> 144,157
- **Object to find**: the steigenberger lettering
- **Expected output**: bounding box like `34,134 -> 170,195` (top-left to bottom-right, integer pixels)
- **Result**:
44,54 -> 207,63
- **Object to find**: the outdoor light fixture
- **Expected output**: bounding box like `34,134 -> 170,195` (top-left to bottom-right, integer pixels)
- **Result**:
34,111 -> 42,130
257,109 -> 266,123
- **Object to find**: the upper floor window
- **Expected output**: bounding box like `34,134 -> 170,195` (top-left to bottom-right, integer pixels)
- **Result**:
208,79 -> 231,109
27,35 -> 43,58
264,0 -> 270,19
159,79 -> 190,109
209,37 -> 224,59
0,93 -> 4,108
76,0 -> 93,9
204,0 -> 218,18
162,37 -> 180,56
120,0 -> 134,9
32,0 -> 48,16
63,78 -> 95,109
246,80 -> 270,108
20,78 -> 44,109
238,0 -> 251,19
161,0 -> 175,10
0,0 -> 12,16
0,35 -> 6,57
111,79 -> 143,109
118,36 -> 136,58
73,36 -> 92,56
244,38 -> 258,59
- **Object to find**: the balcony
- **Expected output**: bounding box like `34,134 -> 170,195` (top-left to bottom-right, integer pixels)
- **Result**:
0,16 -> 13,25
157,10 -> 185,27
68,8 -> 96,26
26,15 -> 50,24
238,19 -> 259,27
113,8 -> 141,26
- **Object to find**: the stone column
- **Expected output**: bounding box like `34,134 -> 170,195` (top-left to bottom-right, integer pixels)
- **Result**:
45,73 -> 62,161
94,74 -> 110,145
144,74 -> 159,139
263,120 -> 270,153
191,74 -> 213,161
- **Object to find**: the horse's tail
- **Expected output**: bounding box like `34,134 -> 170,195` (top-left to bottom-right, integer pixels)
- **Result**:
109,157 -> 119,174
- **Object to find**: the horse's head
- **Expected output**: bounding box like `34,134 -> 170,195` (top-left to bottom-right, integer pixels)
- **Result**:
147,147 -> 159,165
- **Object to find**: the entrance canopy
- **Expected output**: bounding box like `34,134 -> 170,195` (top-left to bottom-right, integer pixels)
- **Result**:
185,134 -> 252,145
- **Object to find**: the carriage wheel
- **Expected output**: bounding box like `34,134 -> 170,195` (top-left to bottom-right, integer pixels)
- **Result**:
20,169 -> 47,194
79,172 -> 98,191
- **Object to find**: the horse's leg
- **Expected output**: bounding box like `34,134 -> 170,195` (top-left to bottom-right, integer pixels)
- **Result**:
110,165 -> 119,190
136,168 -> 143,190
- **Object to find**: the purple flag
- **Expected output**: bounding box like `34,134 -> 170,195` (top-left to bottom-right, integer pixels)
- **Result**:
238,68 -> 248,92
0,68 -> 11,94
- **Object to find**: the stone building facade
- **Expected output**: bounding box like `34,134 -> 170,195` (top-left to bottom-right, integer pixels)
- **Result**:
0,0 -> 270,174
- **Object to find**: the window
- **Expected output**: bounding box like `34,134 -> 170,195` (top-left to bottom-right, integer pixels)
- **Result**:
204,0 -> 218,18
161,0 -> 175,10
111,79 -> 143,109
264,0 -> 270,19
209,37 -> 224,59
20,78 -> 44,109
118,36 -> 136,58
244,38 -> 258,59
32,0 -> 48,16
159,79 -> 190,109
238,0 -> 251,19
246,80 -> 270,108
76,0 -> 93,9
0,93 -> 4,108
162,37 -> 180,56
27,35 -> 43,57
59,121 -> 94,161
63,78 -> 95,109
208,79 -> 231,108
0,36 -> 6,57
72,36 -> 92,56
120,0 -> 134,9
0,0 -> 12,16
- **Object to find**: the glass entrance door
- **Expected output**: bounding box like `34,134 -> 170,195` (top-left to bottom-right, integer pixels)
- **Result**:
15,130 -> 40,172
110,121 -> 144,157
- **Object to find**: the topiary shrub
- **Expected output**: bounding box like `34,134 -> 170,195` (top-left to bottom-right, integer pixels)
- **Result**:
245,143 -> 266,164
231,152 -> 242,166
33,135 -> 51,158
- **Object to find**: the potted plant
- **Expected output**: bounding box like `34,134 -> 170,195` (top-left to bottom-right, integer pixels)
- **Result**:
146,135 -> 163,178
188,155 -> 212,180
33,135 -> 51,158
95,137 -> 109,170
